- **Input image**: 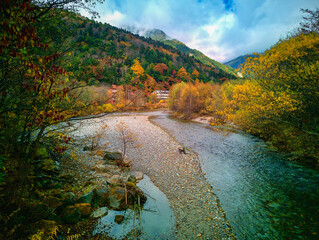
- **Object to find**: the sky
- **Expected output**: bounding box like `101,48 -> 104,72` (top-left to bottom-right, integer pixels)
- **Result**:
83,0 -> 318,62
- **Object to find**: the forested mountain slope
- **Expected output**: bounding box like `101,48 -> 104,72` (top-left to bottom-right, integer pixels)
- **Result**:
62,13 -> 237,89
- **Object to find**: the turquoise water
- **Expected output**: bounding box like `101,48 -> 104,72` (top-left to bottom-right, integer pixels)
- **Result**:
93,175 -> 176,239
152,113 -> 319,240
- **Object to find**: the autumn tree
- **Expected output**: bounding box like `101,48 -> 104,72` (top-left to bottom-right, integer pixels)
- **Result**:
242,33 -> 319,133
299,8 -> 319,34
144,75 -> 157,94
242,28 -> 319,163
0,0 -> 103,238
130,59 -> 144,77
177,67 -> 188,79
168,82 -> 201,118
192,68 -> 199,78
154,63 -> 168,74
171,69 -> 177,76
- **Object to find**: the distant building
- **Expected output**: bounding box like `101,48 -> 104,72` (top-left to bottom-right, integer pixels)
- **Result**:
237,72 -> 243,78
153,90 -> 169,100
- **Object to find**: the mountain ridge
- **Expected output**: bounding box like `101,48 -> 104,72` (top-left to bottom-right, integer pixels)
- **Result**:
123,26 -> 236,76
61,13 -> 237,89
224,54 -> 258,70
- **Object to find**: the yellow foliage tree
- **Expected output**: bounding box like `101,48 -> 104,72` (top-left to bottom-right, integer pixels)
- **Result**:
242,33 -> 319,127
130,59 -> 144,77
205,84 -> 230,125
179,83 -> 201,118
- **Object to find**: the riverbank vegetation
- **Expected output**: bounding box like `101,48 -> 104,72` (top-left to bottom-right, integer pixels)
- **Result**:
168,8 -> 319,165
2,0 -> 234,237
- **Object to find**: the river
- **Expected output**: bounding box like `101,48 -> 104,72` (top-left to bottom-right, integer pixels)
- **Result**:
150,112 -> 319,240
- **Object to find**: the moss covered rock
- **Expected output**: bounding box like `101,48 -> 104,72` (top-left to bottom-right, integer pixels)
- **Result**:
108,186 -> 126,210
75,203 -> 92,217
61,205 -> 80,224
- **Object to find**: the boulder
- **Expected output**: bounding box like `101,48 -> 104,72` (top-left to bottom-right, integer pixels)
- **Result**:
75,203 -> 92,217
77,191 -> 94,204
93,187 -> 109,207
114,215 -> 125,224
106,175 -> 123,186
90,207 -> 108,218
103,151 -> 122,161
62,192 -> 75,205
127,175 -> 136,183
45,196 -> 63,209
47,212 -> 63,224
129,171 -> 143,181
93,164 -> 110,173
61,205 -> 80,224
108,186 -> 126,210
122,158 -> 132,167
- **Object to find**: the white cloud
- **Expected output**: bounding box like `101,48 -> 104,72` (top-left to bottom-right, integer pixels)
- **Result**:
101,10 -> 124,25
94,0 -> 319,62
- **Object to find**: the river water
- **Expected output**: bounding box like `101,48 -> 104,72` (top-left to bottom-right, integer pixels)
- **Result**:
151,112 -> 319,240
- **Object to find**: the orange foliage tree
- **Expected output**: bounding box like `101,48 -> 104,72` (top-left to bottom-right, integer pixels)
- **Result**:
154,63 -> 168,74
192,68 -> 199,78
177,67 -> 188,79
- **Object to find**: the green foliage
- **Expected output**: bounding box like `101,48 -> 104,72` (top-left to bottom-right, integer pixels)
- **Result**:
0,156 -> 5,183
0,1 -> 103,239
60,14 -> 237,88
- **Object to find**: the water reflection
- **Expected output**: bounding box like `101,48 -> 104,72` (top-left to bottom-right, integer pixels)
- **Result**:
93,175 -> 176,239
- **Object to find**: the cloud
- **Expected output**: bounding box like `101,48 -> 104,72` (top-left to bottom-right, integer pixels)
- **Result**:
100,10 -> 124,25
94,0 -> 318,62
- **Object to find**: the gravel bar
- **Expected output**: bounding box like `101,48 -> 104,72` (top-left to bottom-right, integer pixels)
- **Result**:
74,113 -> 234,239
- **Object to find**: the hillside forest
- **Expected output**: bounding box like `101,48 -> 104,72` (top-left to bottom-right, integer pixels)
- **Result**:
0,0 -> 318,239
168,8 -> 319,165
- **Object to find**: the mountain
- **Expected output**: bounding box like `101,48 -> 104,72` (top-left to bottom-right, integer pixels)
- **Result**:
124,27 -> 237,77
224,54 -> 256,70
61,13 -> 237,89
145,29 -> 170,41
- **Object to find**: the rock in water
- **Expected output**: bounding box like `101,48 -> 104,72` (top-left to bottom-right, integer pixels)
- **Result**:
114,215 -> 125,224
90,207 -> 108,218
108,186 -> 126,210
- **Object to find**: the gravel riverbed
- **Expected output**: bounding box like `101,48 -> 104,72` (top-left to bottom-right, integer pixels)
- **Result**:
71,113 -> 234,239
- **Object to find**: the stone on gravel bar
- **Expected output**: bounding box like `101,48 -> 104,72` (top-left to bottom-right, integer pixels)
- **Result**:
106,175 -> 123,186
103,151 -> 122,161
129,171 -> 143,181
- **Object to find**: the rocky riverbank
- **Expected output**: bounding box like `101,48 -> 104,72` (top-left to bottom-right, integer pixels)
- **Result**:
67,112 -> 234,239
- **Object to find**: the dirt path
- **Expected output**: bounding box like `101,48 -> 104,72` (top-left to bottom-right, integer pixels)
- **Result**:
74,113 -> 234,239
